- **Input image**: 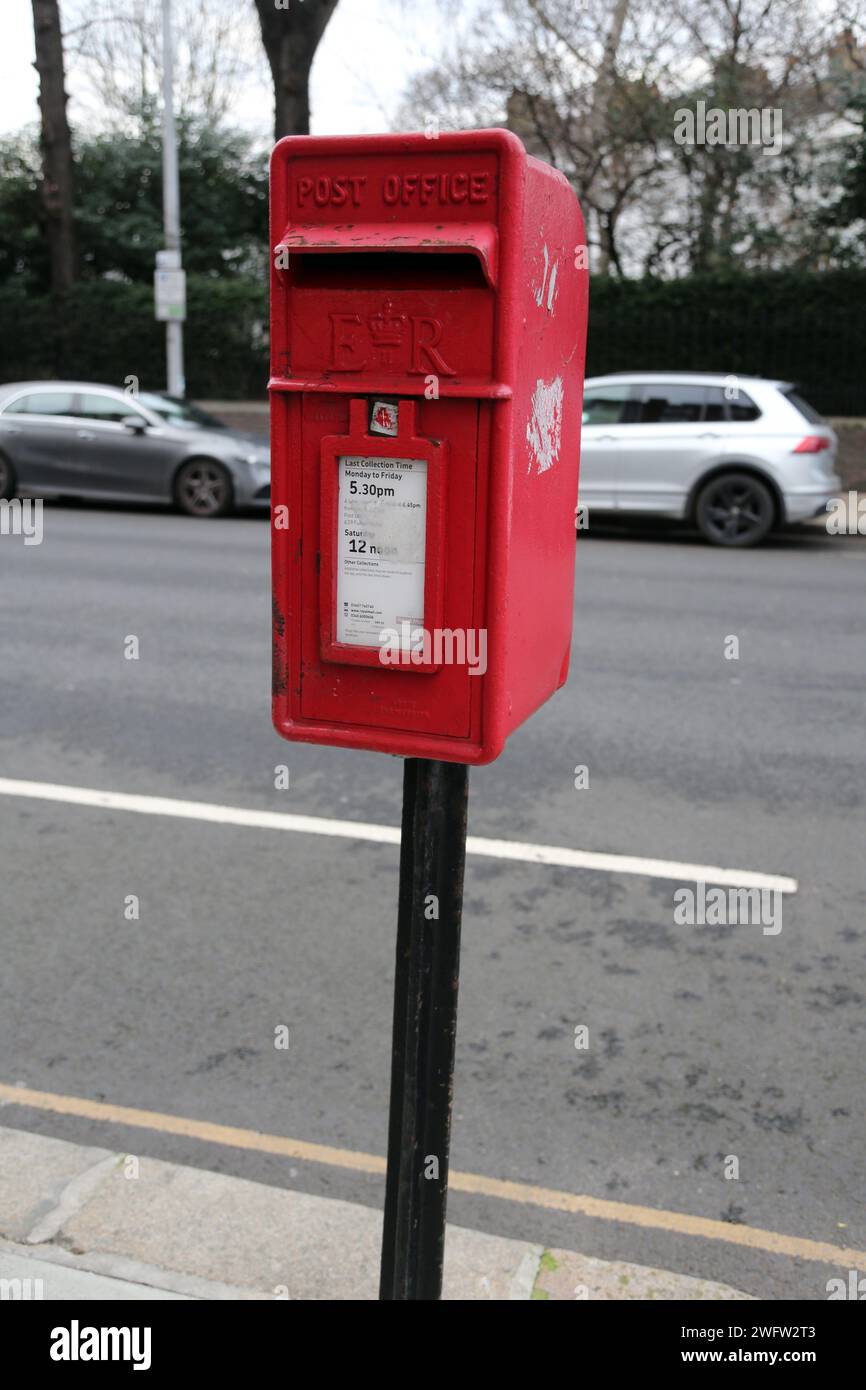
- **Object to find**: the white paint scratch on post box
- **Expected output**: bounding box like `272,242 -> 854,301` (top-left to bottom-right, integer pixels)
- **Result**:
534,244 -> 550,307
526,376 -> 563,474
533,243 -> 559,314
546,259 -> 558,312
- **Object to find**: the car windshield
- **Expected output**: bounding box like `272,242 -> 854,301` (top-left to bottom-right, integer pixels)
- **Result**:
137,393 -> 226,431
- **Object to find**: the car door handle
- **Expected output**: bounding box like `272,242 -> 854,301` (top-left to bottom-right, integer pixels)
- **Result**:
595,434 -> 619,442
76,430 -> 96,440
0,425 -> 22,434
698,432 -> 719,439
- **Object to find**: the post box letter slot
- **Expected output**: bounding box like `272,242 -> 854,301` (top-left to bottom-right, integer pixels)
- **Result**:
276,221 -> 499,288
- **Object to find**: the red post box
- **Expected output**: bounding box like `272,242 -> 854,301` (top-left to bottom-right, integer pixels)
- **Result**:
270,129 -> 588,764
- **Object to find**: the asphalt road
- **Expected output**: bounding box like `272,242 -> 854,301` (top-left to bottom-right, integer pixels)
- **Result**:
1,501 -> 864,1299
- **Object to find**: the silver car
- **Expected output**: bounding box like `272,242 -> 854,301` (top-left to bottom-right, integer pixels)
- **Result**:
0,381 -> 270,517
579,372 -> 840,546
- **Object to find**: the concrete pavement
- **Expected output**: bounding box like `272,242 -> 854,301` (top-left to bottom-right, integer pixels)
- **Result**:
0,1126 -> 752,1300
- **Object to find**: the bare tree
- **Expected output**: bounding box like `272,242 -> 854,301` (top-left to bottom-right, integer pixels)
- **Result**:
397,0 -> 678,275
31,0 -> 77,296
397,0 -> 866,275
64,0 -> 261,132
665,0 -> 863,272
253,0 -> 340,140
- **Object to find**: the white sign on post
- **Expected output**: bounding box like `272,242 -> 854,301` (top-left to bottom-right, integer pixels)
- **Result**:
154,268 -> 186,322
336,456 -> 427,648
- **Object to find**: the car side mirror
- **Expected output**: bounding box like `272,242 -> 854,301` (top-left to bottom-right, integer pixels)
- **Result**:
121,416 -> 147,434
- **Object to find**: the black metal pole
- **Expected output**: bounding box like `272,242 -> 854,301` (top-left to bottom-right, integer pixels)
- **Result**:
379,757 -> 470,1300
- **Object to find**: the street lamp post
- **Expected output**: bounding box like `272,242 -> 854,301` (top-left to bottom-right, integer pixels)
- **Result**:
158,0 -> 185,397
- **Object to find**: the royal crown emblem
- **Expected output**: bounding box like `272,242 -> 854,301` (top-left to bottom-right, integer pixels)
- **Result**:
368,299 -> 407,364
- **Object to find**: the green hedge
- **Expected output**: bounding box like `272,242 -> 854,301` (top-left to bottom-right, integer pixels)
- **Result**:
586,270 -> 866,416
0,276 -> 268,400
1,269 -> 863,414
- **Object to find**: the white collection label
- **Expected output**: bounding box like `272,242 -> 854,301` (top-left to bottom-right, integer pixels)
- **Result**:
336,456 -> 427,648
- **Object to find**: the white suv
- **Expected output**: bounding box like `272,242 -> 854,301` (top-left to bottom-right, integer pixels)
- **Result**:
579,373 -> 840,546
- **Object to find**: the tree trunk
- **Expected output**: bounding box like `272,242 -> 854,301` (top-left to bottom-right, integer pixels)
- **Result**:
31,0 -> 77,298
591,0 -> 630,274
254,0 -> 340,141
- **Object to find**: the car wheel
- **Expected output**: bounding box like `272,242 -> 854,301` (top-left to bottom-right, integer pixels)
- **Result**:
695,472 -> 775,547
174,459 -> 233,518
0,452 -> 16,501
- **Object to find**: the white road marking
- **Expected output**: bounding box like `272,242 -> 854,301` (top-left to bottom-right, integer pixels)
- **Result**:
0,777 -> 798,893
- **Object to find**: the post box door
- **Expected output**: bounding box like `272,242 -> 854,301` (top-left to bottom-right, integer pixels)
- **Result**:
298,394 -> 486,739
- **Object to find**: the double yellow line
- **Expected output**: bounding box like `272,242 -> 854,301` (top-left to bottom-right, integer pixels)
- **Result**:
1,1082 -> 861,1271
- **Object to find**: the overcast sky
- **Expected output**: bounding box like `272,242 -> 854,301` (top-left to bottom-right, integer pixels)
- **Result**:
0,0 -> 460,141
